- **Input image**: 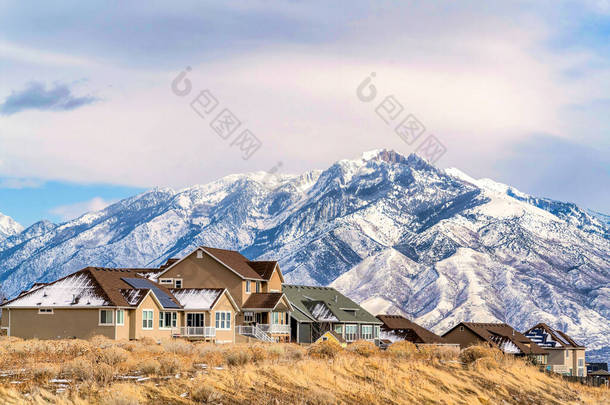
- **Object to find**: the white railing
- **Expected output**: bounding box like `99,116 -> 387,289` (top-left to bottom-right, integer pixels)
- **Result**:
258,324 -> 291,334
172,326 -> 216,338
237,325 -> 275,342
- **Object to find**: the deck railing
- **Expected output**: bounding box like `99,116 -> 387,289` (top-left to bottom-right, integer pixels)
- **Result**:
236,325 -> 275,342
257,324 -> 291,334
171,326 -> 216,338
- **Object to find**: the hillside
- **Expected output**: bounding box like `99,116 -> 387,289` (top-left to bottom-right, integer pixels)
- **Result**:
0,149 -> 608,359
0,336 -> 607,404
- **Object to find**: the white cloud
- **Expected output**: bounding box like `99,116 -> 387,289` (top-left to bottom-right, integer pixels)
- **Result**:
0,178 -> 44,189
49,197 -> 117,222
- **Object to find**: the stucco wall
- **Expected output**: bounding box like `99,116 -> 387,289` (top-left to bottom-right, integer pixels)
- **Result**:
133,294 -> 176,340
211,293 -> 236,343
5,308 -> 115,340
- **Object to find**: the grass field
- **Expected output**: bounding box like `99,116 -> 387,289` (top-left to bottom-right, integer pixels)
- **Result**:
0,336 -> 607,404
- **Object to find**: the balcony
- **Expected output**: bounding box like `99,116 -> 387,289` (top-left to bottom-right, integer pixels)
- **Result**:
258,324 -> 291,334
171,326 -> 216,338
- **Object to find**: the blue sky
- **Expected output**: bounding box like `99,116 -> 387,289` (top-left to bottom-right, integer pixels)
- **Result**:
0,1 -> 608,227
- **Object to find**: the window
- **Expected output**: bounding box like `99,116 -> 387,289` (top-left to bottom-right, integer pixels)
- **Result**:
99,309 -> 114,325
272,312 -> 281,324
244,311 -> 254,322
245,280 -> 251,293
215,311 -> 231,330
578,359 -> 584,367
374,325 -> 380,339
361,325 -> 373,340
196,250 -> 203,258
159,279 -> 173,285
159,311 -> 177,328
174,279 -> 182,289
578,367 -> 584,377
116,309 -> 125,325
566,350 -> 570,358
459,326 -> 464,331
38,308 -> 53,314
255,281 -> 261,293
334,325 -> 343,335
142,310 -> 153,329
345,324 -> 357,342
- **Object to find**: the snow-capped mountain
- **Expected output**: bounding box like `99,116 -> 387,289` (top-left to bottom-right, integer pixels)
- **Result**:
0,212 -> 23,241
0,150 -> 608,360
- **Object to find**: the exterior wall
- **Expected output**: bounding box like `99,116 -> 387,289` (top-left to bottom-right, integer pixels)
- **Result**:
210,293 -> 236,343
0,311 -> 8,328
298,322 -> 312,344
266,268 -> 282,292
442,325 -> 485,349
547,348 -> 587,376
161,251 -> 246,307
115,309 -> 132,340
133,294 -> 177,340
4,308 -> 115,340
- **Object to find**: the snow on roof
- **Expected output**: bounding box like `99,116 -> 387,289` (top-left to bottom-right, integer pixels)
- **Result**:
121,289 -> 146,306
499,339 -> 521,354
138,270 -> 164,282
310,302 -> 339,322
4,272 -> 108,307
170,289 -> 222,310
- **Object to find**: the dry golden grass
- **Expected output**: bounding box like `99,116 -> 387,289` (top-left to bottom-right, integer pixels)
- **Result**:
0,336 -> 607,404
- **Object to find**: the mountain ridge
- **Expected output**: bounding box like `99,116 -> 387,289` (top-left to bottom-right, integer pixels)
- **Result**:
0,149 -> 608,361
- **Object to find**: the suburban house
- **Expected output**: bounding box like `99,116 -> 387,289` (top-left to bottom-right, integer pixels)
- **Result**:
524,323 -> 587,376
442,322 -> 548,365
315,330 -> 347,347
283,284 -> 383,344
0,267 -> 239,342
377,314 -> 458,350
146,247 -> 293,342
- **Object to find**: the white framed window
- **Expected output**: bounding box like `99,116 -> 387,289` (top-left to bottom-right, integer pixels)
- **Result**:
272,312 -> 280,324
245,280 -> 251,294
38,308 -> 53,314
244,311 -> 254,322
334,324 -> 343,335
215,311 -> 231,330
116,309 -> 125,325
159,311 -> 177,329
174,279 -> 183,289
374,325 -> 380,339
566,350 -> 570,358
345,324 -> 357,342
142,310 -> 153,330
361,325 -> 373,340
99,309 -> 114,326
255,281 -> 261,293
196,250 -> 203,259
159,279 -> 173,285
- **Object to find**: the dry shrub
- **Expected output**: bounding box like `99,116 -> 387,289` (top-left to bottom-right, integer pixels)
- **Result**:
198,349 -> 224,367
192,384 -> 223,403
31,362 -> 61,380
117,341 -> 138,352
138,337 -> 157,346
387,341 -> 417,359
459,345 -> 499,364
159,355 -> 189,374
307,340 -> 342,359
63,356 -> 94,380
348,340 -> 378,357
90,334 -> 112,347
226,349 -> 251,366
248,345 -> 268,363
285,344 -> 306,360
417,345 -> 458,362
162,339 -> 194,356
265,345 -> 284,361
94,362 -> 115,384
138,358 -> 161,375
97,346 -> 129,365
62,339 -> 92,357
473,356 -> 499,371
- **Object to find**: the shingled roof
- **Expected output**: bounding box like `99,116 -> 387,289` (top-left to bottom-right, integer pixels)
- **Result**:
0,267 -> 228,311
377,315 -> 448,344
283,285 -> 382,325
524,323 -> 584,349
444,322 -> 548,355
201,247 -> 280,281
242,292 -> 290,310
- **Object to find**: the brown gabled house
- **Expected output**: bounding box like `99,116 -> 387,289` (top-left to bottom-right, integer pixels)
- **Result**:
141,246 -> 293,342
524,323 -> 586,376
377,315 -> 456,346
0,267 -> 239,342
443,322 -> 548,365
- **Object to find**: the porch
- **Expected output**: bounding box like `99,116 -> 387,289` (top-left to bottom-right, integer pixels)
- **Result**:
171,326 -> 216,340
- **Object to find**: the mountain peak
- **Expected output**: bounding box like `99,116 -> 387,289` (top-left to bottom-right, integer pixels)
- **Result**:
0,212 -> 23,240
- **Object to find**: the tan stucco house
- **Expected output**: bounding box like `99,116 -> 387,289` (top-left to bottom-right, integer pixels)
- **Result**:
142,246 -> 294,342
0,267 -> 239,342
524,323 -> 587,376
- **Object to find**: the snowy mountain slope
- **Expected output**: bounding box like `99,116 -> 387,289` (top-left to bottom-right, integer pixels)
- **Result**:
0,149 -> 608,360
0,213 -> 23,241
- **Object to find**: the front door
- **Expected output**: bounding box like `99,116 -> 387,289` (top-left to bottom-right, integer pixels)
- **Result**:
255,312 -> 263,325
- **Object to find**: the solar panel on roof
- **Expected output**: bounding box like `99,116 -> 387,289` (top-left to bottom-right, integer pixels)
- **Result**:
121,277 -> 180,309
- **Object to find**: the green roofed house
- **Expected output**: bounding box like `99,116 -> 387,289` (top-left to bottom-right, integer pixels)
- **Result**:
282,284 -> 382,344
